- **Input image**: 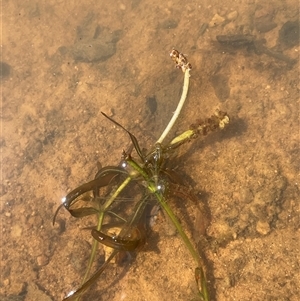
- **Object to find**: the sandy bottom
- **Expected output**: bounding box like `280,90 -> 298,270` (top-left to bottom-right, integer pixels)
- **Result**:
1,1 -> 299,300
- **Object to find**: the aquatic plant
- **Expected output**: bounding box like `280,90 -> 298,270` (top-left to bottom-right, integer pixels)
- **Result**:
54,49 -> 229,301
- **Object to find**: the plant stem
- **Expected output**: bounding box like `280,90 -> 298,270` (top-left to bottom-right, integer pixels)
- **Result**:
78,212 -> 104,288
126,157 -> 209,300
126,158 -> 200,261
155,192 -> 201,263
103,176 -> 132,210
75,176 -> 132,301
156,69 -> 190,144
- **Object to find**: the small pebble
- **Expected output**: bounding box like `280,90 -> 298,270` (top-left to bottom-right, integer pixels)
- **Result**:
209,14 -> 225,27
0,62 -> 11,78
146,95 -> 157,114
226,207 -> 239,219
160,18 -> 178,29
36,254 -> 49,266
256,220 -> 271,235
119,3 -> 126,10
11,224 -> 23,237
227,11 -> 238,21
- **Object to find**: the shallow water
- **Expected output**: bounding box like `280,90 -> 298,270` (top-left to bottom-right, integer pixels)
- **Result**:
1,1 -> 299,300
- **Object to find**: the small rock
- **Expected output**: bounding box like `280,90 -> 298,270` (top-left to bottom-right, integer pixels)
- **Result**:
199,23 -> 208,36
159,19 -> 178,29
209,14 -> 225,27
26,214 -> 43,229
250,203 -> 266,219
226,207 -> 239,220
72,28 -> 122,63
146,95 -> 157,115
239,188 -> 253,204
254,6 -> 277,33
0,62 -> 11,78
119,3 -> 126,10
36,254 -> 49,267
227,11 -> 238,21
0,136 -> 6,147
11,224 -> 23,238
210,74 -> 230,102
256,220 -> 271,235
6,282 -> 26,297
277,21 -> 300,49
5,211 -> 11,217
72,39 -> 116,62
25,139 -> 43,161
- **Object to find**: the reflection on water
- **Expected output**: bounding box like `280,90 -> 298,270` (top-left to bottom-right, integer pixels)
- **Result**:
1,0 -> 299,300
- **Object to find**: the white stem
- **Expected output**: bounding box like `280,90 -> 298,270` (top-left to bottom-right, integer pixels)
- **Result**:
156,69 -> 190,144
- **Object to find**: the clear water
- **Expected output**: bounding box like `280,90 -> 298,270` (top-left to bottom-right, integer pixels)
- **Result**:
1,1 -> 299,300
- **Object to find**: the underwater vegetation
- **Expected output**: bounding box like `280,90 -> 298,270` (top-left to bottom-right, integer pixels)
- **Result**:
54,49 -> 230,301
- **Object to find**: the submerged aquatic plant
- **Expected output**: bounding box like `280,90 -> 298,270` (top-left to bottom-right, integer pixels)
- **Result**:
54,49 -> 229,301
